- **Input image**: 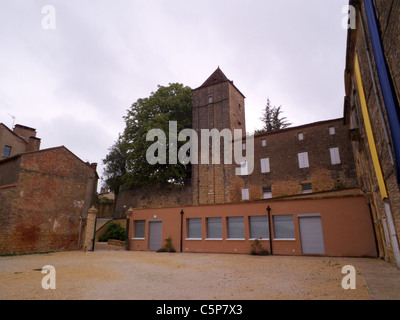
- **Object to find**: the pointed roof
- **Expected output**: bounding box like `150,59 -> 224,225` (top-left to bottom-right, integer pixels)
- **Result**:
193,67 -> 246,97
199,67 -> 230,88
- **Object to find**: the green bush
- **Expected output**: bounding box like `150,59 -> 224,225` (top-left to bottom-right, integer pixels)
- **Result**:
99,223 -> 126,242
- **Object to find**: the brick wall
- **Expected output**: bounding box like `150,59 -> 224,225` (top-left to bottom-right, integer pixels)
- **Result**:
235,119 -> 358,201
344,0 -> 400,266
0,147 -> 97,255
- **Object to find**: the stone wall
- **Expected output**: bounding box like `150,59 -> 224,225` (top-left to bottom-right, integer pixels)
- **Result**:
344,0 -> 400,266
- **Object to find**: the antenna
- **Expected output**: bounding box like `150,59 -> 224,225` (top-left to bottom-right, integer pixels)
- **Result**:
7,114 -> 15,129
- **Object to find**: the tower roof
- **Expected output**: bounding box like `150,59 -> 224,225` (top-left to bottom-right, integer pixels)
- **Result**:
193,67 -> 245,97
199,67 -> 230,88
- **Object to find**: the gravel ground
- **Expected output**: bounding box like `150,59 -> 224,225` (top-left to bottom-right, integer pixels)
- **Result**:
0,243 -> 383,300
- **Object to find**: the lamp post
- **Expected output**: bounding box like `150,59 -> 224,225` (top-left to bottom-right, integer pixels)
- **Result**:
267,206 -> 273,255
180,210 -> 184,253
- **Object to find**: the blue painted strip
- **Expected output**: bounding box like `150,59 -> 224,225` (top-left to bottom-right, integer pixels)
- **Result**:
364,0 -> 400,183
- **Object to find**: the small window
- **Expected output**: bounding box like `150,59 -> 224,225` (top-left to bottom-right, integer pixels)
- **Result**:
298,152 -> 309,168
263,187 -> 272,199
134,220 -> 146,239
3,146 -> 11,157
249,216 -> 269,239
242,143 -> 246,151
241,188 -> 249,200
227,217 -> 245,239
240,161 -> 249,175
187,218 -> 202,239
273,215 -> 295,239
261,139 -> 267,147
207,217 -> 222,239
260,158 -> 270,173
208,96 -> 213,104
298,133 -> 304,141
329,127 -> 335,135
302,183 -> 313,194
330,147 -> 341,165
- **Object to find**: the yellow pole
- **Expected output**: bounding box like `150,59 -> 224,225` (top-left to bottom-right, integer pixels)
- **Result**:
354,54 -> 388,199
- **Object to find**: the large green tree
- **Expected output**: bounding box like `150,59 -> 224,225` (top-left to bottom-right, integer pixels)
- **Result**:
255,99 -> 291,134
102,136 -> 128,197
103,83 -> 193,191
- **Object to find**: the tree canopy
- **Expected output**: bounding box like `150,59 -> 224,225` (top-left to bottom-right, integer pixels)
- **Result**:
102,83 -> 192,193
255,99 -> 291,135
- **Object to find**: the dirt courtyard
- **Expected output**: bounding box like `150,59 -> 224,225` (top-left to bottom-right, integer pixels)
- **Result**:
0,244 -> 398,300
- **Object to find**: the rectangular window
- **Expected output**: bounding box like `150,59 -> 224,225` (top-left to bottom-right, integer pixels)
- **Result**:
242,143 -> 246,151
207,217 -> 222,239
187,218 -> 202,239
241,188 -> 249,200
3,146 -> 11,157
227,217 -> 245,239
298,132 -> 304,141
330,147 -> 341,164
208,96 -> 213,104
302,183 -> 313,194
298,152 -> 309,168
260,158 -> 270,173
249,216 -> 269,239
273,215 -> 295,239
263,187 -> 272,199
329,127 -> 335,135
240,161 -> 248,175
261,139 -> 266,147
134,220 -> 146,239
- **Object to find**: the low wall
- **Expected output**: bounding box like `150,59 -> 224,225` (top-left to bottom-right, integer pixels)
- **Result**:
127,195 -> 378,257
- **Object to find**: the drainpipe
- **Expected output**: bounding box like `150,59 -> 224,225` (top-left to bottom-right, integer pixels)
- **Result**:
180,210 -> 184,253
267,206 -> 273,255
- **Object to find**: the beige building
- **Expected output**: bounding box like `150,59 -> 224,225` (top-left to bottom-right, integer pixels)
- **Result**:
0,123 -> 41,160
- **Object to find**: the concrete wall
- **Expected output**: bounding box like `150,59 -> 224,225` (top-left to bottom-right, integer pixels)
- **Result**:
127,195 -> 377,257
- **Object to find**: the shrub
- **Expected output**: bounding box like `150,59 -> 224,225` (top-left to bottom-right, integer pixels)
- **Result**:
157,236 -> 176,253
98,223 -> 126,242
250,238 -> 269,256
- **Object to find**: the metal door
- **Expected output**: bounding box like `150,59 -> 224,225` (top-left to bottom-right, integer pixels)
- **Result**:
299,215 -> 325,255
148,221 -> 162,251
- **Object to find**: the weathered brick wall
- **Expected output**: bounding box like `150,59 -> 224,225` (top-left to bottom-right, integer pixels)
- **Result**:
192,80 -> 245,205
233,119 -> 358,201
114,185 -> 192,217
344,0 -> 400,266
0,147 -> 97,255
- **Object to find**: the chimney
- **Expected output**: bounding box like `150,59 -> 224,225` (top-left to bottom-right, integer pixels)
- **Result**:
90,163 -> 98,171
13,124 -> 41,152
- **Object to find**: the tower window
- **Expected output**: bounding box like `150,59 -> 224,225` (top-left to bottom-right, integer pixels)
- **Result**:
208,96 -> 213,104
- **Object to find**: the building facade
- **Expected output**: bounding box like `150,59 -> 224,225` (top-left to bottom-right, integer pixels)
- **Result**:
123,67 -> 376,257
0,123 -> 41,160
343,0 -> 400,268
0,146 -> 98,255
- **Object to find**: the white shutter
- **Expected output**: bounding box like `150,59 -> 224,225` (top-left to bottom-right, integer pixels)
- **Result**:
298,152 -> 309,168
260,158 -> 270,173
330,147 -> 341,164
241,188 -> 249,200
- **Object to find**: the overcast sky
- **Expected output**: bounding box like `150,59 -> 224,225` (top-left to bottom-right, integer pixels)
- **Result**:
0,0 -> 349,188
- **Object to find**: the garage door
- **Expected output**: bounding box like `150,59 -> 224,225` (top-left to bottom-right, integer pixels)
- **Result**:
148,221 -> 162,251
299,215 -> 325,255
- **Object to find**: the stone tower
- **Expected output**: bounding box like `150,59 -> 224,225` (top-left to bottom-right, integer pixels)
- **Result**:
191,67 -> 246,205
